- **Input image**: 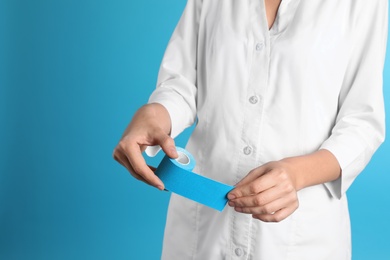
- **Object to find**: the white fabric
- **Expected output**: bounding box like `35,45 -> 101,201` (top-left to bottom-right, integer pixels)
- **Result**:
147,0 -> 388,259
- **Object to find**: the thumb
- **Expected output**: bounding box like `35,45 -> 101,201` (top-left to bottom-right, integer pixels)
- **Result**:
155,131 -> 178,159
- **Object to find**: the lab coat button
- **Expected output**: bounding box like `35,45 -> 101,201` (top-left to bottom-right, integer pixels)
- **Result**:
256,42 -> 264,51
249,96 -> 258,104
235,247 -> 243,256
243,146 -> 252,155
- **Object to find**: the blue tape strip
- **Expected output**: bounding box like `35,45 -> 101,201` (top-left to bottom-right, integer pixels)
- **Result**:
155,147 -> 234,211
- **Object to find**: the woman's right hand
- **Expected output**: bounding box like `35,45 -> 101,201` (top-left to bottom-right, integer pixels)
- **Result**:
112,103 -> 178,190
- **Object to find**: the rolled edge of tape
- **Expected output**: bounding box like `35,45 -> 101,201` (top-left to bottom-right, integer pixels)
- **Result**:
170,147 -> 196,171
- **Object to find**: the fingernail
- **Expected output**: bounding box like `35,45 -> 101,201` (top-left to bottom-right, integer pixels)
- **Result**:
157,185 -> 164,190
227,194 -> 236,200
228,201 -> 235,207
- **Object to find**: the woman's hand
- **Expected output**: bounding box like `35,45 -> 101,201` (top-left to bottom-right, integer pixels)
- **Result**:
227,160 -> 299,222
227,150 -> 341,222
112,103 -> 177,190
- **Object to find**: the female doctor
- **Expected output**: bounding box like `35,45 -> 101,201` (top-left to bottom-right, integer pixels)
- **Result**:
113,0 -> 388,259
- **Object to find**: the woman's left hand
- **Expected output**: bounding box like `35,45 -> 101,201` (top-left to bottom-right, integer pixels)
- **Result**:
227,160 -> 299,222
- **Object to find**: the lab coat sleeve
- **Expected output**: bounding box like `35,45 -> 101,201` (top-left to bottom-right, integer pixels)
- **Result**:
320,0 -> 388,199
147,0 -> 201,141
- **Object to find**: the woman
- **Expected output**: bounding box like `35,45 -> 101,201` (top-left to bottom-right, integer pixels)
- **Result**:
114,0 -> 388,259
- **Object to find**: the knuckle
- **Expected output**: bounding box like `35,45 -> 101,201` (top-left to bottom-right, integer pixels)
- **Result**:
161,135 -> 175,148
273,214 -> 283,222
164,135 -> 174,145
232,191 -> 241,198
283,182 -> 294,192
240,207 -> 249,214
262,205 -> 271,214
278,171 -> 289,182
118,140 -> 128,151
254,195 -> 266,206
249,184 -> 259,194
132,165 -> 143,175
237,192 -> 244,199
253,196 -> 262,206
232,201 -> 240,207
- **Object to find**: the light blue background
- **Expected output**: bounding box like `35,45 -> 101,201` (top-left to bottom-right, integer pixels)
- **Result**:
0,1 -> 389,259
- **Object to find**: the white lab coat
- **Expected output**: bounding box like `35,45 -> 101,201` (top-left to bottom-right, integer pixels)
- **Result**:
147,0 -> 388,259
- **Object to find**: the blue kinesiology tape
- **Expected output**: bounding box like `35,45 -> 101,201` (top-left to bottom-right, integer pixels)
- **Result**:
155,147 -> 234,211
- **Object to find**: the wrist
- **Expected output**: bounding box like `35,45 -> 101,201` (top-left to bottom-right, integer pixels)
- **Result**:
279,157 -> 306,191
280,149 -> 341,191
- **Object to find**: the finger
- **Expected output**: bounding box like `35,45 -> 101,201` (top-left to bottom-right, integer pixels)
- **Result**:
252,205 -> 298,222
124,142 -> 165,190
228,186 -> 285,208
113,148 -> 133,172
234,165 -> 269,187
234,196 -> 293,215
146,165 -> 170,192
113,149 -> 147,183
228,171 -> 277,199
153,130 -> 178,159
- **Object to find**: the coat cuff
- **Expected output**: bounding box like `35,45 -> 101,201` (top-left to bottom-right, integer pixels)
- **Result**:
320,136 -> 370,199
